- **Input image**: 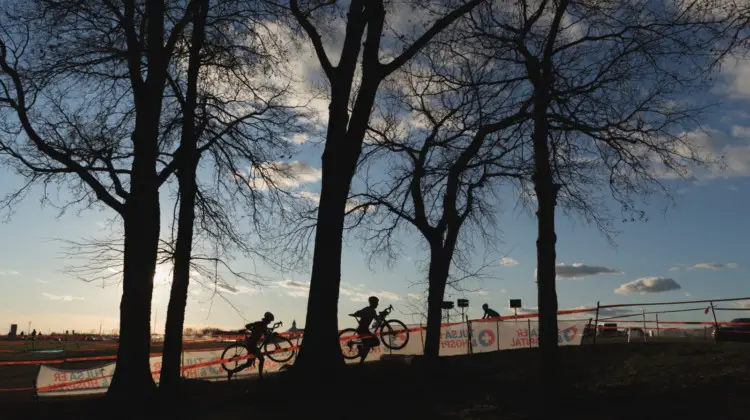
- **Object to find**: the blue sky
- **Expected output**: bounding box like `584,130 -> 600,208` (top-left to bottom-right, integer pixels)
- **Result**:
2,5 -> 750,336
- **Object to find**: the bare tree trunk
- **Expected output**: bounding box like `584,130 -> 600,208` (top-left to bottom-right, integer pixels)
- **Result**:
159,0 -> 208,397
107,181 -> 160,401
532,107 -> 560,407
159,174 -> 197,394
293,51 -> 381,374
293,145 -> 355,373
423,247 -> 450,359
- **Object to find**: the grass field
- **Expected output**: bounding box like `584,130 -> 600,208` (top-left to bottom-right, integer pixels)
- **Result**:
2,337 -> 750,419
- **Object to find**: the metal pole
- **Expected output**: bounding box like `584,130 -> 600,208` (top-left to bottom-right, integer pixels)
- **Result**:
466,312 -> 472,355
419,322 -> 424,353
593,301 -> 600,346
642,308 -> 647,343
527,319 -> 532,348
710,301 -> 718,328
514,307 -> 518,324
655,314 -> 660,337
496,320 -> 501,351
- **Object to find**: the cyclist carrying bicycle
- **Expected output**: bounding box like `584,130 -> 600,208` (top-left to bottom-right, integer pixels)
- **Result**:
244,311 -> 274,379
349,296 -> 381,363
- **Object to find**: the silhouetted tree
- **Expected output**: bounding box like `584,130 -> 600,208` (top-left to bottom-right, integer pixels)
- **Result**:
467,0 -> 722,403
159,0 -> 309,395
346,44 -> 530,358
0,0 -> 206,402
287,0 -> 484,376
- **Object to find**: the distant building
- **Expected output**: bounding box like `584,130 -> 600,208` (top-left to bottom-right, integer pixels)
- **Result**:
8,324 -> 17,338
286,320 -> 304,335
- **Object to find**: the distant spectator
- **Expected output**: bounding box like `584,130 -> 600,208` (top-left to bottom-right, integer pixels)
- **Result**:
31,329 -> 37,341
481,304 -> 501,319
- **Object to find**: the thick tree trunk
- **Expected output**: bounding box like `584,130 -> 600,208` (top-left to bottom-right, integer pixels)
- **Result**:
107,188 -> 160,403
423,246 -> 451,359
293,63 -> 381,377
535,180 -> 559,382
292,147 -> 354,374
531,97 -> 560,408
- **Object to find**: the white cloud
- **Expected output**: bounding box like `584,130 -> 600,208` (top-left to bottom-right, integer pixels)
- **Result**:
689,263 -> 738,270
500,257 -> 519,266
720,56 -> 750,99
614,277 -> 681,295
214,282 -> 259,296
407,293 -> 424,301
0,270 -> 19,276
341,286 -> 401,303
36,279 -> 51,284
276,279 -> 311,298
290,133 -> 309,145
731,125 -> 750,139
538,263 -> 622,280
240,161 -> 322,191
297,190 -> 369,214
274,279 -> 400,302
473,290 -> 489,296
42,292 -> 84,301
668,266 -> 680,272
684,292 -> 692,297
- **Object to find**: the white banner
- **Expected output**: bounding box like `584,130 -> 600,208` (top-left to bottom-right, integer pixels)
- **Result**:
439,323 -> 471,356
495,321 -> 584,350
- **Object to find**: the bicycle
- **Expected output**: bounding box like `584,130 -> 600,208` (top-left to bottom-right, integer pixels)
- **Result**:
220,321 -> 296,376
338,304 -> 410,360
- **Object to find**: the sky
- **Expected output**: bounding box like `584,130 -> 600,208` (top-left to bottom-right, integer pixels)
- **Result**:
2,3 -> 750,335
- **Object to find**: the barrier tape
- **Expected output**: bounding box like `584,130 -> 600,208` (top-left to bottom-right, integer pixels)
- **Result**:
33,324 -> 422,394
601,296 -> 750,309
590,320 -> 750,326
0,324 -> 419,392
0,344 -> 258,366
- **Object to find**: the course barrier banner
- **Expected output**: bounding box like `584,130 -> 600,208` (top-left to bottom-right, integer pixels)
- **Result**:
496,321 -> 584,349
33,320 -> 585,397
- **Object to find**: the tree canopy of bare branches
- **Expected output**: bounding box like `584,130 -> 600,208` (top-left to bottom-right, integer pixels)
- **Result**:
0,0 -> 308,403
347,37 -> 532,357
286,0 -> 484,376
463,0 -> 725,403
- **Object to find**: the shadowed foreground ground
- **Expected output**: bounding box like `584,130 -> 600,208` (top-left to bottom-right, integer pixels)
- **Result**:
3,341 -> 750,419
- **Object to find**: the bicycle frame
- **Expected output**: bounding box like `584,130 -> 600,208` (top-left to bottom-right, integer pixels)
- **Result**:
243,321 -> 283,348
370,305 -> 394,331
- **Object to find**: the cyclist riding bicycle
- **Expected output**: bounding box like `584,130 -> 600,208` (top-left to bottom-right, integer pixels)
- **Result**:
349,296 -> 381,363
244,311 -> 274,379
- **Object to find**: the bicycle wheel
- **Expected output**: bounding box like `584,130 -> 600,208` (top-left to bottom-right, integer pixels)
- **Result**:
264,336 -> 296,363
380,319 -> 409,350
221,342 -> 252,374
338,328 -> 362,360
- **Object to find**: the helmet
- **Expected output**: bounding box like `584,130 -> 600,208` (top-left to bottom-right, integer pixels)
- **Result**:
263,312 -> 275,322
368,296 -> 379,305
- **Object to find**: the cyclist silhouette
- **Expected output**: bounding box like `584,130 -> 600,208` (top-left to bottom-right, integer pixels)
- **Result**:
349,296 -> 381,363
244,311 -> 274,379
482,303 -> 500,319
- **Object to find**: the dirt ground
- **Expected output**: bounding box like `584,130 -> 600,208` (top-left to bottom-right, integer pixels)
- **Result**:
1,340 -> 749,420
